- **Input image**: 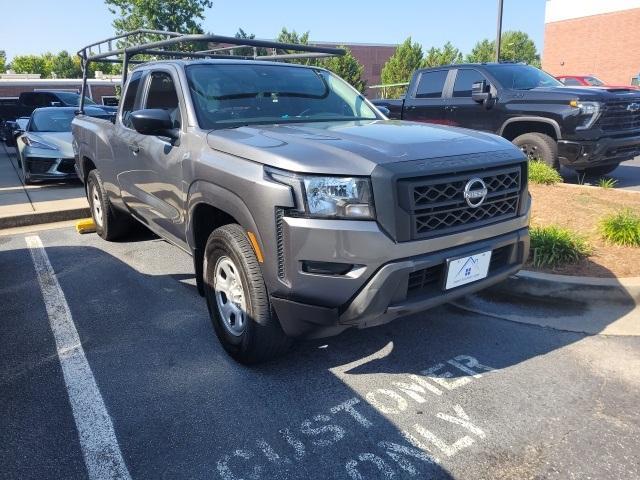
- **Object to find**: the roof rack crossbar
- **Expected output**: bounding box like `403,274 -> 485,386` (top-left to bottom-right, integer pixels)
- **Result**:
78,32 -> 345,62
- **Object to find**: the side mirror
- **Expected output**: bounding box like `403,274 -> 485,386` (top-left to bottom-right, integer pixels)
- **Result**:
130,109 -> 178,139
377,106 -> 391,117
471,80 -> 492,104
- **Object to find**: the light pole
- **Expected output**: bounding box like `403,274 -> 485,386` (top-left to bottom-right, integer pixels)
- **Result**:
495,0 -> 504,62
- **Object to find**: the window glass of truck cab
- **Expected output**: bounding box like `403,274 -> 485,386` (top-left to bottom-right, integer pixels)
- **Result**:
145,71 -> 181,128
414,70 -> 448,98
121,70 -> 143,129
185,63 -> 377,129
453,69 -> 486,97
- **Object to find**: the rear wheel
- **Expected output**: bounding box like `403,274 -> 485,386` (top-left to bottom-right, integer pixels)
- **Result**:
86,169 -> 134,241
512,132 -> 559,170
204,224 -> 291,364
578,163 -> 620,177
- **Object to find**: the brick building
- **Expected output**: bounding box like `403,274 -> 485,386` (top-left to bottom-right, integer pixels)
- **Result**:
542,0 -> 640,85
311,41 -> 398,94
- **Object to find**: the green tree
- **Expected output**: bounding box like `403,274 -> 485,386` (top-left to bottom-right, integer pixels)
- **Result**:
276,27 -> 316,65
105,0 -> 213,34
422,41 -> 463,68
321,47 -> 366,92
0,51 -> 6,73
465,31 -> 540,67
465,39 -> 494,63
10,54 -> 52,77
51,51 -> 83,78
380,37 -> 423,98
500,31 -> 540,67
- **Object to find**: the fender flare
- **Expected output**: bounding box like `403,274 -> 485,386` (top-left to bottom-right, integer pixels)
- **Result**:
185,180 -> 263,296
498,116 -> 562,140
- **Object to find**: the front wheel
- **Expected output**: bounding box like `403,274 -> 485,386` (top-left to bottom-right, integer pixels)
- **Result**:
204,224 -> 291,364
512,132 -> 559,170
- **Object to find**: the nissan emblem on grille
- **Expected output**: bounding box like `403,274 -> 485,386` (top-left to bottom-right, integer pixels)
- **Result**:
463,178 -> 488,208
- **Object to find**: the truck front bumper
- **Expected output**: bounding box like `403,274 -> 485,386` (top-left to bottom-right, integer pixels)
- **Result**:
270,227 -> 530,339
558,134 -> 640,169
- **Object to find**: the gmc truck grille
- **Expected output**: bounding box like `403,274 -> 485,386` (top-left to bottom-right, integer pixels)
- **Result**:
397,165 -> 523,240
600,99 -> 640,131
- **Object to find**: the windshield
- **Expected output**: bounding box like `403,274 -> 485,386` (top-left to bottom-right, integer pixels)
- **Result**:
485,64 -> 562,90
584,76 -> 605,86
54,91 -> 96,106
186,64 -> 378,129
31,109 -> 76,132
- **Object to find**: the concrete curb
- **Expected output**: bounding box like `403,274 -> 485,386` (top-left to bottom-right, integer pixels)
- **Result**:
451,269 -> 640,336
0,206 -> 90,229
517,269 -> 640,286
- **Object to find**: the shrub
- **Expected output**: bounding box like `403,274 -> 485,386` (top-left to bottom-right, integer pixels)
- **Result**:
597,177 -> 618,189
528,161 -> 562,185
600,209 -> 640,247
529,225 -> 591,268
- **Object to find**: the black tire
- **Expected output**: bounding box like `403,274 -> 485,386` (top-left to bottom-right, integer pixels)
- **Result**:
86,169 -> 134,241
203,224 -> 291,364
512,132 -> 559,170
578,163 -> 621,177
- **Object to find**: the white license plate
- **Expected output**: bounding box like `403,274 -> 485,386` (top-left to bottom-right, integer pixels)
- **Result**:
444,250 -> 492,290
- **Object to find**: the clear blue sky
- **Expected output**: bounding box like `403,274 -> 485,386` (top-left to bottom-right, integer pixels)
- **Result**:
1,0 -> 547,62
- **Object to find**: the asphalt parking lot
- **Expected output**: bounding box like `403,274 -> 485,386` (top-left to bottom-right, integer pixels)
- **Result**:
1,225 -> 639,480
562,156 -> 640,191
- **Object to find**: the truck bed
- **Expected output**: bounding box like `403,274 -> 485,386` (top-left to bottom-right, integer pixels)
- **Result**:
371,98 -> 404,120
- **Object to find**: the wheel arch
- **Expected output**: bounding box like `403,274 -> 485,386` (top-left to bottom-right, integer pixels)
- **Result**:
499,117 -> 562,141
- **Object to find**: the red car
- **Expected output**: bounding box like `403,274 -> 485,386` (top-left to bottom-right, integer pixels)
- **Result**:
556,74 -> 639,90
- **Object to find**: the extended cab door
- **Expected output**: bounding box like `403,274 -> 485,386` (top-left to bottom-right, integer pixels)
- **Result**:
445,68 -> 502,133
115,68 -> 188,247
400,69 -> 451,125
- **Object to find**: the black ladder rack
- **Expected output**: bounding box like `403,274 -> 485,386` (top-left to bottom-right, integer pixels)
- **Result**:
76,29 -> 345,112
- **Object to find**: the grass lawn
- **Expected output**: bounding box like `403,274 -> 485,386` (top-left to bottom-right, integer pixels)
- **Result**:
528,183 -> 640,277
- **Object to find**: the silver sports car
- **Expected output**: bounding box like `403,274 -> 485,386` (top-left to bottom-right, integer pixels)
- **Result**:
16,106 -> 113,184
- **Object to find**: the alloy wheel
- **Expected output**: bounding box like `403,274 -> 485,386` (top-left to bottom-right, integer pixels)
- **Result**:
520,143 -> 540,160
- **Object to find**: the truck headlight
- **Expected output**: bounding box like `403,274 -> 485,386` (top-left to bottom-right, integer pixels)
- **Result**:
267,169 -> 375,219
570,100 -> 602,130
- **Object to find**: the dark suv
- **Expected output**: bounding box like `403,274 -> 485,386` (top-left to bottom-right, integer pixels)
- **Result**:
374,63 -> 640,176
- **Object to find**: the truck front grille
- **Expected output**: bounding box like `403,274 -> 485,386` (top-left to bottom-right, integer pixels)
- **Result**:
599,99 -> 640,131
397,165 -> 523,240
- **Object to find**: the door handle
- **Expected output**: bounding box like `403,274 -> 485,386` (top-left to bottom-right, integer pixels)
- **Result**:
129,144 -> 140,154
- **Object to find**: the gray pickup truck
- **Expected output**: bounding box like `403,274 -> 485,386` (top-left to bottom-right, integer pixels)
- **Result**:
72,33 -> 530,363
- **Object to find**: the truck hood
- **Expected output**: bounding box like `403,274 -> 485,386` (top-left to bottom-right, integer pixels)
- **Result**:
527,86 -> 640,101
206,120 -> 516,175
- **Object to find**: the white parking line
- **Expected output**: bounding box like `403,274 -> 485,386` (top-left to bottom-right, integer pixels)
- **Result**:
26,235 -> 132,480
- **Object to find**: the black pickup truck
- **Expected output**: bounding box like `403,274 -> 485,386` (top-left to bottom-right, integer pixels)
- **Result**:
373,63 -> 640,176
0,91 -> 116,123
